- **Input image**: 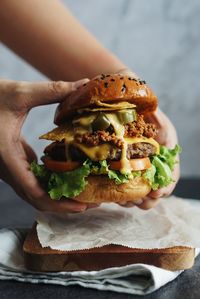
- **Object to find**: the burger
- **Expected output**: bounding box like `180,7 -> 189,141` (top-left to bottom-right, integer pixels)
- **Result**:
31,74 -> 180,203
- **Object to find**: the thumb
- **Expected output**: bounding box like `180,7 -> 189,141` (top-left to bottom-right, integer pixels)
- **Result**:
26,79 -> 89,109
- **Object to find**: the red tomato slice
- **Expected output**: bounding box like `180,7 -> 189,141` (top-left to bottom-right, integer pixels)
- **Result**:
109,157 -> 151,171
43,157 -> 81,172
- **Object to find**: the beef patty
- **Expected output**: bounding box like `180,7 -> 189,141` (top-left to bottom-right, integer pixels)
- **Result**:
45,141 -> 156,161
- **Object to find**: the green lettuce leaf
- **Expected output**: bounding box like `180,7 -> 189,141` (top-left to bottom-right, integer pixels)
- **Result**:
31,144 -> 181,199
107,170 -> 130,185
90,160 -> 131,184
157,145 -> 181,170
48,163 -> 90,199
143,164 -> 158,190
144,145 -> 181,190
31,160 -> 90,200
30,161 -> 50,181
90,160 -> 109,175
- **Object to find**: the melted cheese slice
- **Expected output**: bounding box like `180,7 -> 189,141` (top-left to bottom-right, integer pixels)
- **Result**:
74,143 -> 112,161
106,113 -> 131,174
73,138 -> 160,164
105,114 -> 160,173
73,115 -> 96,127
40,113 -> 159,174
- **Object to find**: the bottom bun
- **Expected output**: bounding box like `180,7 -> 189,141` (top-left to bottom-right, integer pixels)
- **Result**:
74,175 -> 151,203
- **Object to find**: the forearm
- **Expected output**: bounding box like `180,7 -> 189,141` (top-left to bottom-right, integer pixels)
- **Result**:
0,0 -> 125,80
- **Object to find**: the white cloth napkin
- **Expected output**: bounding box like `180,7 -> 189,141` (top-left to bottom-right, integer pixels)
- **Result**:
0,228 -> 198,295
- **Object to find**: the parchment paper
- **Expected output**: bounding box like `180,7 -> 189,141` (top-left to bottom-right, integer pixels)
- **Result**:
36,196 -> 200,251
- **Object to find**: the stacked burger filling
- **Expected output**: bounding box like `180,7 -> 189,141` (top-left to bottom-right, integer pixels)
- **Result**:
31,75 -> 180,201
44,114 -> 157,162
40,100 -> 160,177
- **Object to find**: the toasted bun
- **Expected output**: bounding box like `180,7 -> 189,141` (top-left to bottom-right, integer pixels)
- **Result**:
54,74 -> 157,125
72,175 -> 151,203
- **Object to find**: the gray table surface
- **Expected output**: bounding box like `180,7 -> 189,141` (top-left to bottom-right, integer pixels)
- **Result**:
0,178 -> 200,299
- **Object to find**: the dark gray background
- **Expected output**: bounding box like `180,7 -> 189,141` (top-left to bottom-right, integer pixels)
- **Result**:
0,0 -> 199,177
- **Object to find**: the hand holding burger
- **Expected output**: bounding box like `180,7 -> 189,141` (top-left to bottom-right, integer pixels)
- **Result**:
119,108 -> 180,209
32,73 -> 181,207
110,69 -> 180,209
0,79 -> 98,214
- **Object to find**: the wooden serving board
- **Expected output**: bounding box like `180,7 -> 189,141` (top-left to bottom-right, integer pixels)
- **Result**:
23,225 -> 195,272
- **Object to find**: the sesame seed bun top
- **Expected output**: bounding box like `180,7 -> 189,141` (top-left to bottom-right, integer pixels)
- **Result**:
54,74 -> 157,125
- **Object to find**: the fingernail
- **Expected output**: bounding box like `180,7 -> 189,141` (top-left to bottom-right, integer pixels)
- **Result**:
134,199 -> 143,205
73,78 -> 89,90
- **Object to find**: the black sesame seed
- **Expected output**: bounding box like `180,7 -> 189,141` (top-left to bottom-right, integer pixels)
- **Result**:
83,83 -> 87,86
132,78 -> 137,81
104,82 -> 109,88
128,77 -> 132,80
142,80 -> 146,84
110,78 -> 115,82
121,84 -> 126,92
101,74 -> 106,79
120,77 -> 124,80
106,75 -> 110,77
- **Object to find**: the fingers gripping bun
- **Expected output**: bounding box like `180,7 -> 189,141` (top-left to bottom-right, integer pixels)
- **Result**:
73,176 -> 151,203
55,74 -> 157,125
